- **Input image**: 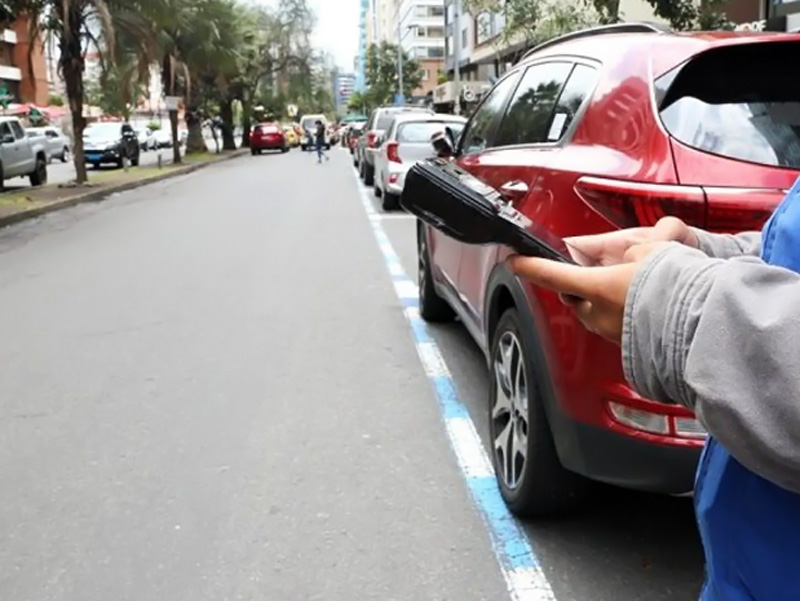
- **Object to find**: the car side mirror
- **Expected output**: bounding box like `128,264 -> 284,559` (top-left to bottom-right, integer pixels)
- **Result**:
1,134 -> 15,144
431,130 -> 454,158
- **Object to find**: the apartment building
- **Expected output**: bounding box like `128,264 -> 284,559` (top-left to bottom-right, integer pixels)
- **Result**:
356,0 -> 369,91
0,15 -> 48,106
397,0 -> 446,99
334,73 -> 357,114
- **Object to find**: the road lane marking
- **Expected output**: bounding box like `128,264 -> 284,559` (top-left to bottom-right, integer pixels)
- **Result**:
352,169 -> 557,601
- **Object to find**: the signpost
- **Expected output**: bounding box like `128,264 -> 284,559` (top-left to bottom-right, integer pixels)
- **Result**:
165,96 -> 181,111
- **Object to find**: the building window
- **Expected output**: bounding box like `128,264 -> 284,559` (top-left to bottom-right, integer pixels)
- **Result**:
447,35 -> 454,56
461,28 -> 468,49
475,11 -> 494,45
429,46 -> 445,58
420,69 -> 429,81
428,26 -> 445,38
416,5 -> 445,18
417,26 -> 426,37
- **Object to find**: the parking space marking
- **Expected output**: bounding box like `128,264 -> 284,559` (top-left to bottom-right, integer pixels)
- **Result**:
353,169 -> 557,601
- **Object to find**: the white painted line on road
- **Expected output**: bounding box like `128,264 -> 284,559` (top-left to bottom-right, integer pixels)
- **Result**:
352,168 -> 558,601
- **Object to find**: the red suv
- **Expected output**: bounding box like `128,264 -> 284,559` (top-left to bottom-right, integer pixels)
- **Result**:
419,24 -> 800,516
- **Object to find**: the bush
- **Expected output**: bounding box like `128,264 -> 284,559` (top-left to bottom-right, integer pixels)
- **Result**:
48,93 -> 65,107
147,121 -> 161,131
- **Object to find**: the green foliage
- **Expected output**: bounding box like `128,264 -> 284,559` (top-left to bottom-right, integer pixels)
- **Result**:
644,0 -> 733,30
364,42 -> 423,107
437,70 -> 448,85
148,121 -> 161,131
463,0 -> 603,49
48,93 -> 65,106
347,91 -> 366,113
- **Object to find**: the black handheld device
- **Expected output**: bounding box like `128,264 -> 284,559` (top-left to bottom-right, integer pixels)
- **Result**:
400,159 -> 576,263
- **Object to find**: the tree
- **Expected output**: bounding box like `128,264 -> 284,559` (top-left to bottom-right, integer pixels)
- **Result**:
464,0 -> 603,56
347,91 -> 366,114
643,0 -> 732,30
9,0 -> 152,184
364,42 -> 422,107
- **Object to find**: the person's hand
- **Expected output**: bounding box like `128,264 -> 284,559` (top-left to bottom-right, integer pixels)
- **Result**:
510,242 -> 670,344
566,217 -> 698,267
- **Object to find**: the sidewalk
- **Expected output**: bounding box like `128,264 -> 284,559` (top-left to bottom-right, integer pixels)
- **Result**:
0,149 -> 248,229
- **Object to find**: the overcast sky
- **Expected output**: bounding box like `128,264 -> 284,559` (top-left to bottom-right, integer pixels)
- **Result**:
253,0 -> 360,72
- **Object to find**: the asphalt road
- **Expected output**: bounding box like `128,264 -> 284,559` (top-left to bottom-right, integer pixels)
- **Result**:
0,147 -> 705,600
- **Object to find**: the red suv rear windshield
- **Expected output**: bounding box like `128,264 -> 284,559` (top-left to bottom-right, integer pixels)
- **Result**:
657,41 -> 800,169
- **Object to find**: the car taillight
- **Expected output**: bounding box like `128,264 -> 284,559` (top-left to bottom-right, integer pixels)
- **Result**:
607,401 -> 707,440
386,141 -> 402,164
367,132 -> 377,148
574,176 -> 706,229
703,187 -> 784,233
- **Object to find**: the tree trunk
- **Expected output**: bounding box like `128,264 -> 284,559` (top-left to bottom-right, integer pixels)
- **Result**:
220,99 -> 236,150
241,94 -> 252,148
61,3 -> 87,184
169,110 -> 181,164
184,107 -> 205,153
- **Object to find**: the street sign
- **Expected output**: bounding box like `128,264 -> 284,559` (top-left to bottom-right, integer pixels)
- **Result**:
165,96 -> 181,111
393,93 -> 406,106
287,104 -> 298,118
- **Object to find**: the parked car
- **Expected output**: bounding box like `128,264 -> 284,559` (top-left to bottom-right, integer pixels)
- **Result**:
152,128 -> 173,149
419,24 -> 799,517
357,105 -> 434,186
26,126 -> 70,163
136,128 -> 157,152
373,114 -> 466,210
250,122 -> 289,154
299,114 -> 330,150
283,125 -> 300,147
347,122 -> 366,160
0,117 -> 48,189
83,122 -> 140,168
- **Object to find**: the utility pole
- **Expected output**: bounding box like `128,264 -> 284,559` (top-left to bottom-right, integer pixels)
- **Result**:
452,0 -> 462,115
397,12 -> 404,105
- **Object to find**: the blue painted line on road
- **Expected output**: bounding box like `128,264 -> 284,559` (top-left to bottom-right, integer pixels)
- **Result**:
353,169 -> 557,601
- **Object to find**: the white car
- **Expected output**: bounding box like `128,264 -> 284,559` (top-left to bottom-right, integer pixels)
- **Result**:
137,129 -> 157,151
153,129 -> 173,148
298,114 -> 330,150
25,126 -> 71,163
373,114 -> 467,210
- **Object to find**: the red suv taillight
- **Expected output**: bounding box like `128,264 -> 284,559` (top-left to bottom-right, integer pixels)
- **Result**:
386,141 -> 402,164
703,187 -> 783,233
574,176 -> 705,229
574,176 -> 784,232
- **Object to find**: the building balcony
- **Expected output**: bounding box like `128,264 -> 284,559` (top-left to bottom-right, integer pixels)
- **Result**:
0,29 -> 17,44
0,65 -> 22,81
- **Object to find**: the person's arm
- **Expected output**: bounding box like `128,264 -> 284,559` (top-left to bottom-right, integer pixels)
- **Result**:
622,243 -> 800,494
691,229 -> 761,259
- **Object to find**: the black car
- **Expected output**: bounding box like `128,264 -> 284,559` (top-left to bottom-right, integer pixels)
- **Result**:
83,122 -> 140,168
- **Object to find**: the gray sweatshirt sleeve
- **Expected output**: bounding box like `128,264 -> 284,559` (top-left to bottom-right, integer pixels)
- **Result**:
691,228 -> 762,258
622,243 -> 800,494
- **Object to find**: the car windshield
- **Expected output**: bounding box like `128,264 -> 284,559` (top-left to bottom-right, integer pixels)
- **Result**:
301,118 -> 322,130
84,124 -> 121,139
658,42 -> 800,169
397,121 -> 465,143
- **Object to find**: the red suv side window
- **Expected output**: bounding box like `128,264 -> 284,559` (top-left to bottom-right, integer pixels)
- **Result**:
494,62 -> 573,147
459,72 -> 522,156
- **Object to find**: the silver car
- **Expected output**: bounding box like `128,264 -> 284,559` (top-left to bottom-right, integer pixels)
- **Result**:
25,126 -> 71,163
373,114 -> 467,210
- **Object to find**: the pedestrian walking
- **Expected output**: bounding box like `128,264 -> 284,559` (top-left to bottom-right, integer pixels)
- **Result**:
314,119 -> 329,164
509,179 -> 800,600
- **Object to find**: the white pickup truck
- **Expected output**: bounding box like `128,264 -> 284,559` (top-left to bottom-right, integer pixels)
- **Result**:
0,116 -> 48,191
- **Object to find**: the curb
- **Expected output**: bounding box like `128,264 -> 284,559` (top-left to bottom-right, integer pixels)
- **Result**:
0,149 -> 249,230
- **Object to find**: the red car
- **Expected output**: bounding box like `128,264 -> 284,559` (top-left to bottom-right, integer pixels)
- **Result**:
420,23 -> 800,516
250,122 -> 289,155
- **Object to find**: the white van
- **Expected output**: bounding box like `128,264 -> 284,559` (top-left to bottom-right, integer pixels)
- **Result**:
299,114 -> 330,150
